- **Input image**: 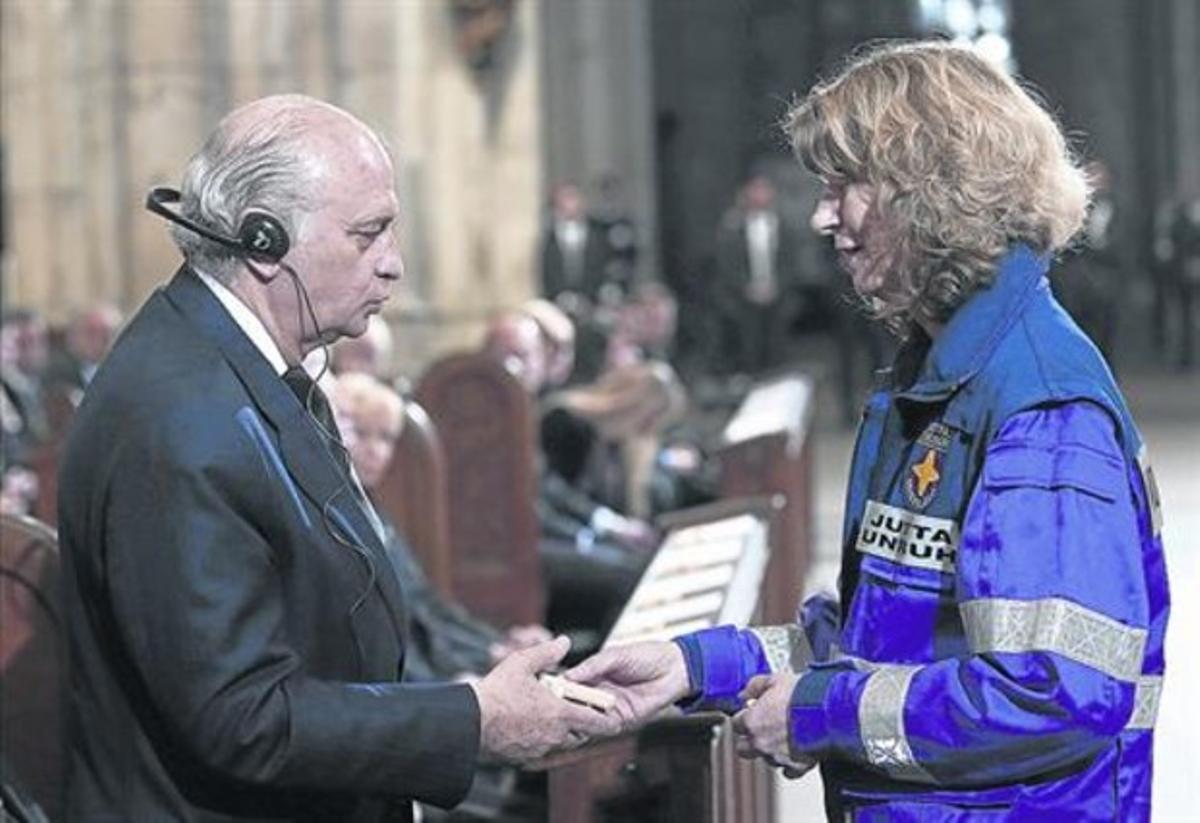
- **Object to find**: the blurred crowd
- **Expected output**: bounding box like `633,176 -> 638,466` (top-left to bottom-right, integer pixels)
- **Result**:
6,167 -> 1197,526
1,304 -> 124,517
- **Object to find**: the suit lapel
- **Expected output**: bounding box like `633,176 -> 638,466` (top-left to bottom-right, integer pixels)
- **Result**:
161,268 -> 407,622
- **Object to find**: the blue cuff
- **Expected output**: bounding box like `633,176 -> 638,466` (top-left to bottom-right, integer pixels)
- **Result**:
788,662 -> 864,759
673,625 -> 768,714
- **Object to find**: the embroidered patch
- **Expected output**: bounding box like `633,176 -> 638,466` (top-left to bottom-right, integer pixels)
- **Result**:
916,421 -> 954,453
904,448 -> 941,509
856,500 -> 958,574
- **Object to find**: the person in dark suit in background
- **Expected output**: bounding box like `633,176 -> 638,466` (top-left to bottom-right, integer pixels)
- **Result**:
540,182 -> 612,308
56,94 -> 613,822
713,175 -> 802,375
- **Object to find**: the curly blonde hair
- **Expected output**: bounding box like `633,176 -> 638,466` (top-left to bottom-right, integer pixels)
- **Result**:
786,41 -> 1090,329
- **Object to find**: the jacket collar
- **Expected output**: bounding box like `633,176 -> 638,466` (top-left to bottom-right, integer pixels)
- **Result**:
162,267 -> 405,619
897,244 -> 1049,403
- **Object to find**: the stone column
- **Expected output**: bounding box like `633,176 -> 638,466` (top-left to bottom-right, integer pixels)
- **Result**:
1169,0 -> 1200,199
539,0 -> 659,284
391,0 -> 544,374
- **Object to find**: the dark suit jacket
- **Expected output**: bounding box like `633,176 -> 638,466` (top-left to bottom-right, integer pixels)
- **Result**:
57,268 -> 480,821
713,209 -> 801,306
540,218 -> 611,302
379,520 -> 500,684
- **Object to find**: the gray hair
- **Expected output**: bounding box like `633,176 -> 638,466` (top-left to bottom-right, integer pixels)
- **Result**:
172,108 -> 324,281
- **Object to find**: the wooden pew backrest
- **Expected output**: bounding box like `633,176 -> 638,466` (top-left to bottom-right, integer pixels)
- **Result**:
1,513 -> 65,820
372,399 -> 453,596
416,352 -> 543,626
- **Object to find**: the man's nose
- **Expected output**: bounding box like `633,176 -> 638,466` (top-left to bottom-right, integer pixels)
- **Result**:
377,234 -> 405,281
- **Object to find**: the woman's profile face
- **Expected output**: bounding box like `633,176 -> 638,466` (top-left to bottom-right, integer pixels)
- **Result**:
811,180 -> 887,297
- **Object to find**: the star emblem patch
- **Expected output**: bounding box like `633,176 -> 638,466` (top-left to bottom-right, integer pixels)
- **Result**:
904,448 -> 941,509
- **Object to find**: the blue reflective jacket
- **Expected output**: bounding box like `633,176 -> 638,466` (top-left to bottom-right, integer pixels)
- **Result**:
677,246 -> 1170,821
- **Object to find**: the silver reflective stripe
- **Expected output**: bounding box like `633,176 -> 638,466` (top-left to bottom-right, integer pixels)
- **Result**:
961,597 -> 1146,683
749,625 -> 813,674
1136,445 -> 1164,538
858,664 -> 938,784
1127,675 -> 1163,730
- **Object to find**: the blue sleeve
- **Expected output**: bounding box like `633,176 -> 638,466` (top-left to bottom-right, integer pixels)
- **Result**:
789,402 -> 1150,786
673,625 -> 769,713
674,594 -> 835,713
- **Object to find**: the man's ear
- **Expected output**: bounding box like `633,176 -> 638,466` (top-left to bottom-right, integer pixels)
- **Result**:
244,258 -> 283,284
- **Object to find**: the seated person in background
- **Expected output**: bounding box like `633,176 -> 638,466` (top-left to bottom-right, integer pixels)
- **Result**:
543,361 -> 704,521
43,303 -> 123,399
521,298 -> 577,387
603,282 -> 680,371
331,372 -> 551,684
479,310 -> 655,642
1,310 -> 50,469
330,314 -> 395,381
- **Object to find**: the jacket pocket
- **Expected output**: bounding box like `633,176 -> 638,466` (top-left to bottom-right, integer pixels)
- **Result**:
982,443 -> 1123,503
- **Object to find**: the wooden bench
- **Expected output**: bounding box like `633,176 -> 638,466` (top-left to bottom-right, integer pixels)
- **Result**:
540,497 -> 785,823
415,352 -> 543,627
715,372 -> 816,624
370,399 -> 454,596
1,513 -> 65,820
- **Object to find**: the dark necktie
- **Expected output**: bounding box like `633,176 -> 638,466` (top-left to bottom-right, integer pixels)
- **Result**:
282,366 -> 351,476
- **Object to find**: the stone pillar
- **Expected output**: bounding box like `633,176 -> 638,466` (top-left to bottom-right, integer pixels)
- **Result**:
1168,0 -> 1200,199
391,0 -> 544,374
1,0 -> 127,319
539,0 -> 659,284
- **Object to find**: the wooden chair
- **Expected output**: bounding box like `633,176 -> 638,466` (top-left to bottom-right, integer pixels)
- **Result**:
415,352 -> 543,627
715,372 -> 816,624
371,399 -> 454,596
1,513 -> 65,820
30,383 -> 78,526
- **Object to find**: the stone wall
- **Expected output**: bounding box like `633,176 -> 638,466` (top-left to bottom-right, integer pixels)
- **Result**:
1,0 -> 544,380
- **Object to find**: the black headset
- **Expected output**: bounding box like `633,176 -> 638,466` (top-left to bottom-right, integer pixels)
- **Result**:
145,187 -> 291,262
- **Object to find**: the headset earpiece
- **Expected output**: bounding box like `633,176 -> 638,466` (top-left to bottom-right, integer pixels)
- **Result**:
238,212 -> 290,262
145,187 -> 291,263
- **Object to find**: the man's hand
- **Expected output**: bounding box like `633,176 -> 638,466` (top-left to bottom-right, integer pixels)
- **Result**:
472,636 -> 619,765
564,641 -> 691,732
732,674 -> 817,779
489,624 -> 554,665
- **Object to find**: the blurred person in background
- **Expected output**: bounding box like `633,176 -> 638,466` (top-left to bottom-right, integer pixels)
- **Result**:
604,281 -> 679,371
591,171 -> 640,297
540,181 -> 611,311
330,313 -> 394,380
1,309 -> 49,468
521,298 -> 576,387
713,175 -> 802,375
1169,195 -> 1200,369
44,303 -> 123,398
568,41 -> 1169,822
1056,160 -> 1121,364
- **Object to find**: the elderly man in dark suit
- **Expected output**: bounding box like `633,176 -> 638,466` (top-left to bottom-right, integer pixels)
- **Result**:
57,94 -> 613,822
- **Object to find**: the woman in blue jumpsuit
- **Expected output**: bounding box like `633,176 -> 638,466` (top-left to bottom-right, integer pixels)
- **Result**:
568,41 -> 1170,821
